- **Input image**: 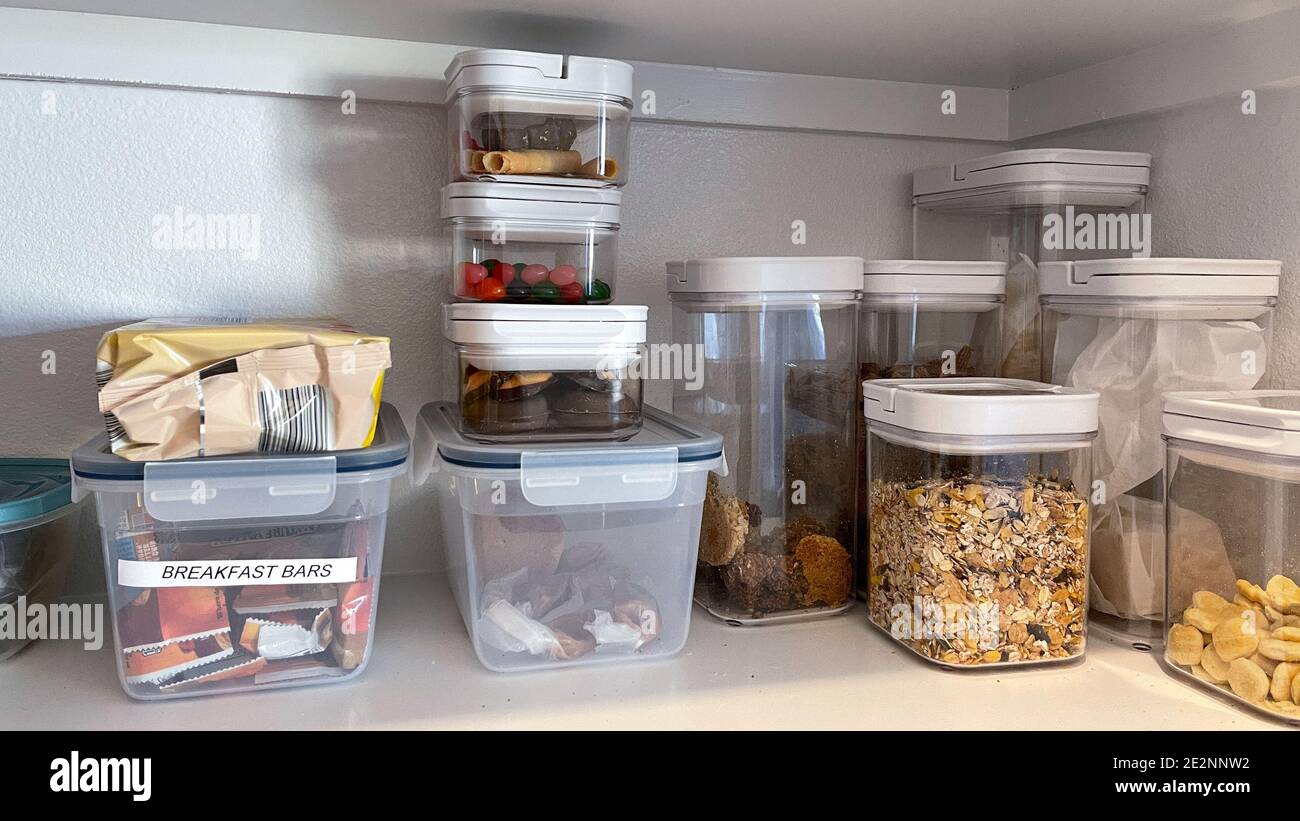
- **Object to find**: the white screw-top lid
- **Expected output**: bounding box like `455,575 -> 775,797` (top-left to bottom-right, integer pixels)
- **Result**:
667,257 -> 863,295
1164,390 -> 1300,458
1039,258 -> 1280,299
443,303 -> 646,346
442,182 -> 622,224
862,260 -> 1006,296
444,49 -> 634,103
913,148 -> 1151,199
864,378 -> 1099,438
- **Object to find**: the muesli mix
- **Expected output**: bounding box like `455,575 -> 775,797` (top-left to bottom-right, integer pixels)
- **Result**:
868,475 -> 1088,665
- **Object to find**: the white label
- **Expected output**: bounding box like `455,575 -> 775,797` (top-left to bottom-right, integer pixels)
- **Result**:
118,558 -> 358,587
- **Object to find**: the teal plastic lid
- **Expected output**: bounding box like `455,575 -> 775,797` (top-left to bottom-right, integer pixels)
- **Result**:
0,459 -> 74,529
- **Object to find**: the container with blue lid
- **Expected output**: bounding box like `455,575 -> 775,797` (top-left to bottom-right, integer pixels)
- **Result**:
70,403 -> 409,700
414,401 -> 723,672
0,458 -> 82,661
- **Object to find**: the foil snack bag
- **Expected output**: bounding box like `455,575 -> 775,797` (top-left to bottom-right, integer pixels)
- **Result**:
95,320 -> 391,461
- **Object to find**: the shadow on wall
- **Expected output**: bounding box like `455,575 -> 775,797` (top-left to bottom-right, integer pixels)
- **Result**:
295,78 -> 450,574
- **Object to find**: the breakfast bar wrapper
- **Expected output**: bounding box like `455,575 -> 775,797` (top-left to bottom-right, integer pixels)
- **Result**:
100,341 -> 390,461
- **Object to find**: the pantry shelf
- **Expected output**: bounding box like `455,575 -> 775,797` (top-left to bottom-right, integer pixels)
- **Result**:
0,575 -> 1276,730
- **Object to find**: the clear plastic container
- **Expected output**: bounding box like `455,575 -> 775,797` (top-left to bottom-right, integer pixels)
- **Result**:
445,49 -> 632,186
1161,391 -> 1300,725
1040,258 -> 1279,646
913,149 -> 1151,380
856,260 -> 1007,600
444,182 -> 620,304
0,459 -> 81,661
864,378 -> 1098,668
413,401 -> 724,672
70,404 -> 408,699
668,257 -> 861,624
443,303 -> 646,442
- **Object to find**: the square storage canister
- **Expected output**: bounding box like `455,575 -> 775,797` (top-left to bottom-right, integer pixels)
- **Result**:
71,404 -> 409,699
913,149 -> 1151,381
864,378 -> 1098,668
1040,258 -> 1279,645
1161,391 -> 1300,725
668,256 -> 861,624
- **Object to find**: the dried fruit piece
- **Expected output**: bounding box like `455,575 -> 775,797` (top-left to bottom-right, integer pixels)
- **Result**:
496,371 -> 554,401
698,474 -> 750,567
1236,579 -> 1272,608
1200,645 -> 1231,682
1183,607 -> 1222,633
1227,657 -> 1270,702
1266,575 -> 1300,614
1259,638 -> 1300,662
1212,610 -> 1261,661
1294,674 -> 1300,706
1167,623 -> 1204,666
1251,652 -> 1279,676
1192,590 -> 1237,617
1270,626 -> 1300,642
1270,662 -> 1299,702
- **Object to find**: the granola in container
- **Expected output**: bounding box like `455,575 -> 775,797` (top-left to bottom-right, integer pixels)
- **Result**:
863,378 -> 1098,668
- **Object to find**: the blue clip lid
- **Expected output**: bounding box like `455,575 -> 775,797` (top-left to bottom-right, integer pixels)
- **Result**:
0,459 -> 75,530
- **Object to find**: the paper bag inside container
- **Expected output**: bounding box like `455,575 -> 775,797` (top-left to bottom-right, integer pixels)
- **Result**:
1054,314 -> 1266,620
103,342 -> 390,461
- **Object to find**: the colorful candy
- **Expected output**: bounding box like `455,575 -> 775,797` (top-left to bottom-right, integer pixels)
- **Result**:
456,261 -> 610,303
547,264 -> 578,287
520,264 -> 550,285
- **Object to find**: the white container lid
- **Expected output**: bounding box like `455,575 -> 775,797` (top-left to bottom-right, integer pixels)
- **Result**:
667,257 -> 863,295
862,260 -> 1006,296
864,378 -> 1099,438
444,49 -> 634,103
913,148 -> 1151,199
1164,391 -> 1300,458
442,181 -> 622,224
443,303 -> 647,346
1039,258 -> 1280,299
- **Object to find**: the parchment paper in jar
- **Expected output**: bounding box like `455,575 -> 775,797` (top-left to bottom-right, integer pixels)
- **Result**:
1053,314 -> 1266,620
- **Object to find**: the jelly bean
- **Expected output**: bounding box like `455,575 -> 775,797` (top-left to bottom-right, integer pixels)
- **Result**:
475,278 -> 507,302
587,278 -> 611,302
481,259 -> 501,273
513,262 -> 526,281
462,262 -> 488,288
558,281 -> 585,303
505,280 -> 533,300
531,281 -> 560,302
548,264 -> 579,286
490,262 -> 515,282
520,264 -> 550,285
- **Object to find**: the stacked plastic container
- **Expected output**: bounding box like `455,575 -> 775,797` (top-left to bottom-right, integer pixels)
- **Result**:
912,149 -> 1151,380
444,49 -> 632,305
72,404 -> 409,699
430,51 -> 727,671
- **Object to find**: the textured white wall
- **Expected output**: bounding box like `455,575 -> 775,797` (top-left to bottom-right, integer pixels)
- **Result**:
0,77 -> 1000,587
1017,87 -> 1300,386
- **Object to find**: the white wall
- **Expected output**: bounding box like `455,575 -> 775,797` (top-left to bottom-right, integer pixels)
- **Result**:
1017,87 -> 1300,386
0,77 -> 999,588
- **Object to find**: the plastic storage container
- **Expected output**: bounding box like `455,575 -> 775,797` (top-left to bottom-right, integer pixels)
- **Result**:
1161,391 -> 1300,725
1040,258 -> 1279,645
856,260 -> 1006,600
668,257 -> 860,624
913,149 -> 1151,380
414,401 -> 724,672
71,404 -> 408,699
444,182 -> 620,304
864,378 -> 1098,668
445,49 -> 632,186
444,303 -> 646,442
0,459 -> 81,661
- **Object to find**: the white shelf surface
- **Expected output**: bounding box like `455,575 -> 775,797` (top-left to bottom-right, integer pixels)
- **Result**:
0,574 -> 1279,730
